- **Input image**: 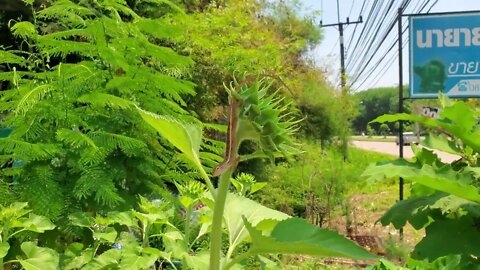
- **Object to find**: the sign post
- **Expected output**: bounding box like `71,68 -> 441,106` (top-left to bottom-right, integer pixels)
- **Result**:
410,11 -> 480,98
397,10 -> 480,240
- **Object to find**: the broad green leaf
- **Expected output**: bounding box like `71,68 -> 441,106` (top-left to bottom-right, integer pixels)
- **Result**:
107,211 -> 136,227
411,146 -> 440,166
18,242 -> 59,270
363,161 -> 480,203
413,217 -> 480,261
62,243 -> 93,270
250,182 -> 267,194
162,228 -> 188,258
258,255 -> 281,270
244,217 -> 377,260
184,252 -> 210,270
371,111 -> 480,153
0,242 -> 9,258
440,102 -> 477,132
202,193 -> 289,254
93,227 -> 117,243
69,212 -> 95,228
118,252 -> 157,270
132,211 -> 170,225
16,213 -> 55,232
430,195 -> 480,217
0,202 -> 30,220
82,249 -> 121,270
137,109 -> 204,174
380,192 -> 446,229
422,134 -> 462,156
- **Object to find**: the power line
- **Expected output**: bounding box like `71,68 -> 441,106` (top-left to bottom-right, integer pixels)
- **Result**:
350,0 -> 438,90
347,0 -> 434,89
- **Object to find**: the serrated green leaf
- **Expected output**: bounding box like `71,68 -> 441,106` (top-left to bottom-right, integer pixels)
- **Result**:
18,242 -> 59,270
380,193 -> 445,229
371,110 -> 480,154
413,217 -> 480,261
422,134 -> 462,156
244,217 -> 377,260
430,195 -> 480,217
411,145 -> 440,166
363,161 -> 480,203
440,102 -> 477,132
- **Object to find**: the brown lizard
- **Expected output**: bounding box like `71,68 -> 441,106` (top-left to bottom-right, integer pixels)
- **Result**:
212,94 -> 242,177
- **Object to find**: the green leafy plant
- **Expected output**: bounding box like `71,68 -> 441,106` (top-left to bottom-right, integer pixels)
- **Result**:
363,96 -> 480,268
63,196 -> 178,269
0,202 -> 56,270
230,172 -> 267,197
142,76 -> 377,269
0,0 -> 216,229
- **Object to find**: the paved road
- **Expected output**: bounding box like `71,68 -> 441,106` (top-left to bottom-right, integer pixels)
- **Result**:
352,141 -> 460,163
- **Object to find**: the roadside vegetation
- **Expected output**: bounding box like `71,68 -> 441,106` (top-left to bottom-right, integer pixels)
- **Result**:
0,0 -> 477,269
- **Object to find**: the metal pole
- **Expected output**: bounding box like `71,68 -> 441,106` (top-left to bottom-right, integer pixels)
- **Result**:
397,7 -> 404,240
339,23 -> 346,91
320,17 -> 362,162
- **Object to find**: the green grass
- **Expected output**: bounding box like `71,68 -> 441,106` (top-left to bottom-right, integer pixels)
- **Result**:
256,139 -> 397,216
253,140 -> 401,269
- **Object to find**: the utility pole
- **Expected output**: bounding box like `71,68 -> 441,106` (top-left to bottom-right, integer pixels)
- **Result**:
320,17 -> 363,91
320,9 -> 363,161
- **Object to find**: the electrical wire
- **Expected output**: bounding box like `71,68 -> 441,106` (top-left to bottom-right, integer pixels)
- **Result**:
346,0 -> 437,90
350,0 -> 438,91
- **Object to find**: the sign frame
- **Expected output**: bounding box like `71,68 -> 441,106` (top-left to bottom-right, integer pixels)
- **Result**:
409,10 -> 480,99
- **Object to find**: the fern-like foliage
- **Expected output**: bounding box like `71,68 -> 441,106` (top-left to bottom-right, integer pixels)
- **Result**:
0,0 -> 221,235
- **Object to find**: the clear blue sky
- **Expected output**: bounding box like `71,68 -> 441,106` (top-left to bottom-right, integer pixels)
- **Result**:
300,0 -> 480,91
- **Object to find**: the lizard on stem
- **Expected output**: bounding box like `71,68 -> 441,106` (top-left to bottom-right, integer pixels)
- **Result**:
212,94 -> 242,177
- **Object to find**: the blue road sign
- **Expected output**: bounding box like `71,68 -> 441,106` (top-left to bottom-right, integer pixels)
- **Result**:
410,11 -> 480,98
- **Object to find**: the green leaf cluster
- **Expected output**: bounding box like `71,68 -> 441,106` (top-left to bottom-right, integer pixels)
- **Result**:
364,97 -> 480,267
0,0 -> 221,229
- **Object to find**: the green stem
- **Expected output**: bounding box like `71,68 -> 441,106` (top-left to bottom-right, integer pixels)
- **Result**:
92,242 -> 101,259
198,166 -> 216,199
8,229 -> 26,239
142,222 -> 149,248
209,168 -> 234,270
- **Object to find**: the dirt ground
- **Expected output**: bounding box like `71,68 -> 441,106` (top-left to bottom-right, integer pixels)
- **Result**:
328,190 -> 424,260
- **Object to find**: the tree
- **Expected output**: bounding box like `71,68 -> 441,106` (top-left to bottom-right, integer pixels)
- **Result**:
0,0 -> 216,225
379,123 -> 390,138
353,86 -> 408,134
